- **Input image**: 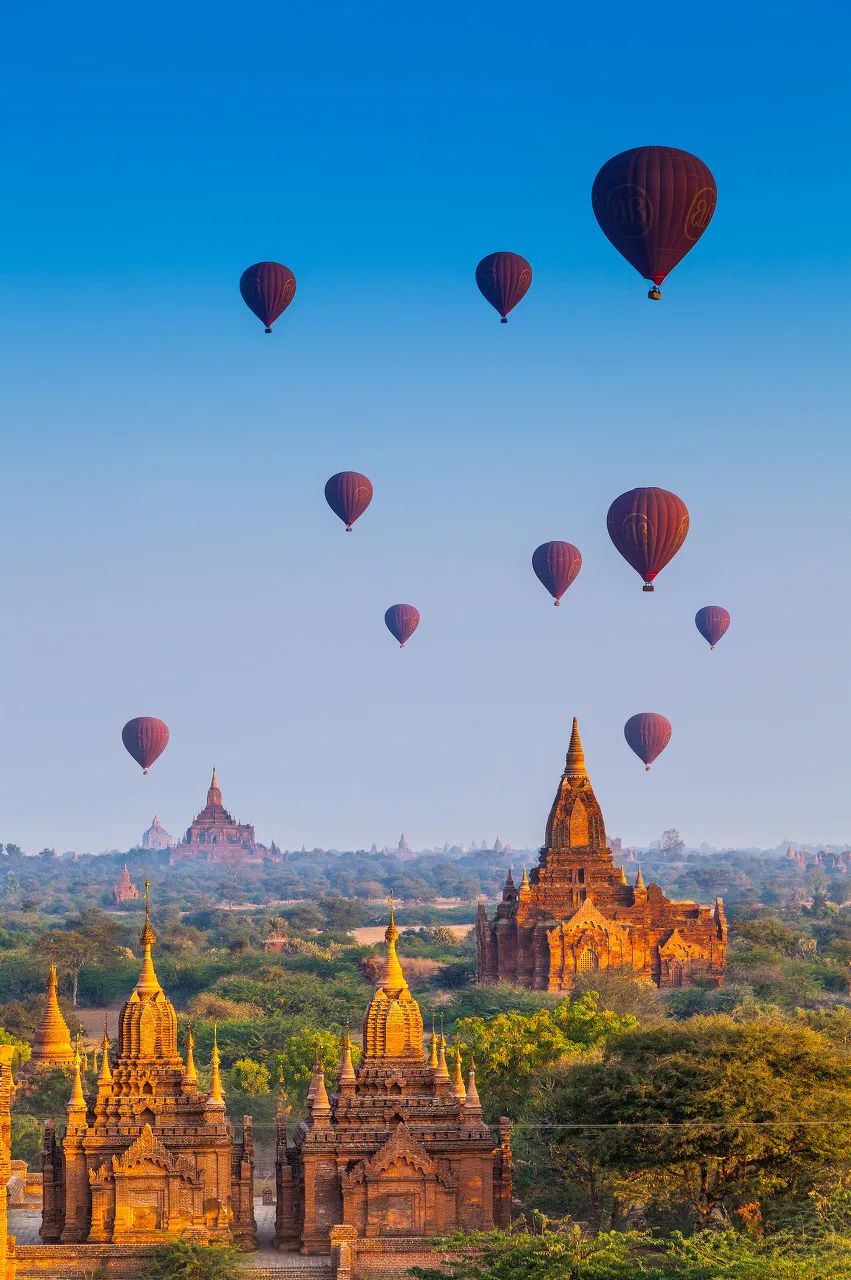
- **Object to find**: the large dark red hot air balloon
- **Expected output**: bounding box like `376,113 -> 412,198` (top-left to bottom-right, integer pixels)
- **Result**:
385,604 -> 420,648
239,261 -> 297,332
606,487 -> 689,591
122,717 -> 169,775
532,542 -> 582,606
624,713 -> 671,771
475,253 -> 532,323
695,605 -> 730,650
324,472 -> 373,532
592,146 -> 716,299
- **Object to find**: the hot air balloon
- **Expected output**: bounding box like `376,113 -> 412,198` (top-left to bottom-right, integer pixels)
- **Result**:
385,604 -> 420,648
624,713 -> 671,771
606,487 -> 689,591
239,261 -> 297,332
324,472 -> 373,532
532,542 -> 582,606
695,605 -> 730,650
592,146 -> 716,299
475,253 -> 532,323
122,717 -> 169,775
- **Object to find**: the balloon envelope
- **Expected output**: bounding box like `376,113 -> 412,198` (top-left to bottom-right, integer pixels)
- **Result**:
592,146 -> 716,293
324,472 -> 373,531
475,252 -> 532,322
239,261 -> 296,331
606,487 -> 689,590
532,542 -> 582,605
122,717 -> 169,774
695,605 -> 730,650
385,604 -> 420,648
624,713 -> 671,770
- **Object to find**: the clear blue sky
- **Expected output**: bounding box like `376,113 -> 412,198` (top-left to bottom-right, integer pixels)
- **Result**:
1,3 -> 849,853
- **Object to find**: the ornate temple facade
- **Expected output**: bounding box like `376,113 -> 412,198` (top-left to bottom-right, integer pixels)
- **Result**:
112,864 -> 139,904
477,719 -> 727,990
41,890 -> 256,1247
170,769 -> 278,864
28,964 -> 75,1072
141,814 -> 173,851
276,912 -> 512,1266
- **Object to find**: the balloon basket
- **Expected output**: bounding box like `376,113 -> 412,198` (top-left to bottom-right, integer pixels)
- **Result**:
645,765 -> 650,772
265,326 -> 273,334
500,317 -> 508,324
345,526 -> 352,532
647,287 -> 662,301
143,770 -> 149,776
642,584 -> 655,592
554,600 -> 560,607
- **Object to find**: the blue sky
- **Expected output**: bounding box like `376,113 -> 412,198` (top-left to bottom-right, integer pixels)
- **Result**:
1,3 -> 849,853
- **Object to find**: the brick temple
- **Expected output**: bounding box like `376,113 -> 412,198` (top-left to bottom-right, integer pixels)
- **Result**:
170,768 -> 278,864
41,887 -> 256,1247
112,864 -> 139,904
476,718 -> 727,990
276,910 -> 512,1271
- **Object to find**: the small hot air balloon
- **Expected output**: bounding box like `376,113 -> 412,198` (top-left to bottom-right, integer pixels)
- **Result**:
624,713 -> 671,771
385,604 -> 420,648
592,146 -> 716,299
695,605 -> 730,650
324,472 -> 373,532
532,542 -> 582,606
475,252 -> 532,323
122,717 -> 169,775
606,487 -> 689,591
239,261 -> 297,333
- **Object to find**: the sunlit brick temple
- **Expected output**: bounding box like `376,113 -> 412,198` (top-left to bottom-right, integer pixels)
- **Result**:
276,909 -> 512,1275
40,886 -> 256,1248
477,718 -> 727,990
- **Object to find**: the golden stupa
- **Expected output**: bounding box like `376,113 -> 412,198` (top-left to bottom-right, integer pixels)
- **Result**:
29,963 -> 75,1071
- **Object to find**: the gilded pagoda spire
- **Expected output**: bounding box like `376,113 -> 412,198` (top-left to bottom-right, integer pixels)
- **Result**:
337,1030 -> 356,1090
362,899 -> 424,1061
207,1026 -> 225,1106
463,1061 -> 482,1119
184,1022 -> 198,1085
429,1018 -> 439,1069
30,962 -> 75,1070
435,1025 -> 450,1083
98,1017 -> 112,1081
451,1045 -> 466,1101
635,865 -> 646,891
136,880 -> 162,995
67,1052 -> 86,1114
565,717 -> 587,779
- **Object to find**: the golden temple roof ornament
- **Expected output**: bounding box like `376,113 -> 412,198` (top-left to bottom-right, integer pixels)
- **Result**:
184,1022 -> 198,1085
463,1060 -> 482,1118
30,962 -> 75,1070
136,880 -> 162,996
451,1045 -> 466,1101
67,1052 -> 86,1113
337,1030 -> 356,1089
362,904 -> 424,1061
207,1025 -> 225,1107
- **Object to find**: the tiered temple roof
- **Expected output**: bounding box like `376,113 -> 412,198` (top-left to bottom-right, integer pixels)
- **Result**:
170,768 -> 276,864
276,907 -> 512,1254
477,718 -> 727,990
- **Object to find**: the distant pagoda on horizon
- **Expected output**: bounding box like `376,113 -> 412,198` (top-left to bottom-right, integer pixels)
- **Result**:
141,813 -> 173,851
113,864 -> 139,904
477,718 -> 727,990
170,768 -> 279,865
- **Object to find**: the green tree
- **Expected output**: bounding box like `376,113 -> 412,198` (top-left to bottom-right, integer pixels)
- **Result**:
11,1113 -> 44,1166
455,993 -> 637,1119
272,1028 -> 361,1110
229,1058 -> 271,1095
411,1225 -> 647,1280
139,1239 -> 245,1279
523,1015 -> 851,1229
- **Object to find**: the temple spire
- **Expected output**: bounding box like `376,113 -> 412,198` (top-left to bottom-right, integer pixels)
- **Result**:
635,865 -> 646,891
97,1017 -> 112,1086
451,1045 -> 466,1101
207,1026 -> 225,1106
207,767 -> 222,808
520,866 -> 530,890
435,1026 -> 450,1083
565,717 -> 587,779
136,880 -> 162,995
463,1061 -> 482,1119
184,1022 -> 198,1085
429,1018 -> 439,1069
382,896 -> 407,996
68,1052 -> 86,1113
310,1064 -> 331,1127
338,1030 -> 356,1089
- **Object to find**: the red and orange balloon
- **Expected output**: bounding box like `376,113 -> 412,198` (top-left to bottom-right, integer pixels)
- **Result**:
532,542 -> 582,606
122,718 -> 170,775
607,487 -> 689,591
624,713 -> 671,771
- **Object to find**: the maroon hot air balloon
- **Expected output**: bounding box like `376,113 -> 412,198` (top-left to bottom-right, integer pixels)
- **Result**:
239,261 -> 297,332
385,604 -> 420,648
475,252 -> 533,323
532,542 -> 582,606
606,487 -> 689,591
324,472 -> 373,532
695,605 -> 730,650
624,713 -> 671,771
592,146 -> 716,299
122,717 -> 169,775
